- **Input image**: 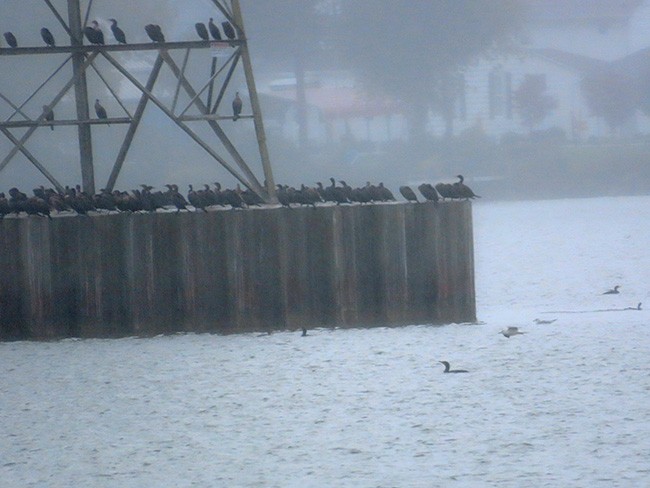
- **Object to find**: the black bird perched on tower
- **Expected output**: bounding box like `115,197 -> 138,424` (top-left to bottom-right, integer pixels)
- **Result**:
84,20 -> 104,45
208,18 -> 222,40
109,19 -> 127,44
399,185 -> 418,202
439,361 -> 468,373
94,99 -> 108,123
232,92 -> 242,121
42,105 -> 54,130
144,24 -> 165,43
195,22 -> 209,41
3,32 -> 18,48
41,27 -> 55,47
221,21 -> 236,40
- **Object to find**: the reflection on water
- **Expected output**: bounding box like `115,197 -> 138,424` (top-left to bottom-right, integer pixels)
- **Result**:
1,196 -> 649,487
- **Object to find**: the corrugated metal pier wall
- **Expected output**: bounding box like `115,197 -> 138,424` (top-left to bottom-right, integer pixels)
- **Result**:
0,201 -> 475,340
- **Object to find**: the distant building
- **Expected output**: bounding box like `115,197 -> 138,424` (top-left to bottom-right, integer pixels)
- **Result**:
259,0 -> 650,144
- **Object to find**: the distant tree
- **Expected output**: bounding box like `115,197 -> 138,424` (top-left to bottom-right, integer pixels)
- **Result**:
581,68 -> 639,132
243,0 -> 331,149
340,0 -> 525,143
513,75 -> 557,133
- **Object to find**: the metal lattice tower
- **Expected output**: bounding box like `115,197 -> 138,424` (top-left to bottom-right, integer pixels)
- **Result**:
0,0 -> 276,201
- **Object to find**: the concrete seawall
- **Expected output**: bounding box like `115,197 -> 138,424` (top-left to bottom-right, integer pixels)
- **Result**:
0,201 -> 475,340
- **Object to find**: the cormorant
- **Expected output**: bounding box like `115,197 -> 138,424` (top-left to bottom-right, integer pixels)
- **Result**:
453,174 -> 481,199
534,318 -> 557,324
439,361 -> 468,373
221,21 -> 236,40
145,24 -> 165,43
399,185 -> 418,202
500,326 -> 525,338
195,22 -> 209,41
41,27 -> 55,47
603,285 -> 620,295
42,105 -> 54,130
3,32 -> 17,48
435,182 -> 454,200
418,183 -> 439,203
232,92 -> 242,121
84,20 -> 104,45
94,99 -> 108,122
301,327 -> 307,337
208,18 -> 222,40
109,19 -> 127,44
625,302 -> 642,310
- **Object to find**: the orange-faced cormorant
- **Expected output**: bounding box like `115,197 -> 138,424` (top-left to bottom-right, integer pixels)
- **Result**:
603,285 -> 620,295
84,20 -> 104,45
42,105 -> 54,130
41,27 -> 55,47
94,99 -> 108,122
195,22 -> 209,41
399,185 -> 418,202
3,32 -> 17,48
145,24 -> 165,43
232,92 -> 242,121
221,21 -> 236,40
109,19 -> 127,44
500,327 -> 525,338
439,361 -> 468,373
208,18 -> 222,40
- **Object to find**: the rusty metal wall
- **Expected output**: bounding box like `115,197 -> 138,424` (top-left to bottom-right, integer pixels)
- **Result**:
0,201 -> 475,340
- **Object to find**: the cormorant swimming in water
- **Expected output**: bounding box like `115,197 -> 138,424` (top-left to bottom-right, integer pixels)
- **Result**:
195,22 -> 209,41
41,27 -> 55,47
42,105 -> 54,130
232,92 -> 242,121
602,285 -> 620,295
625,302 -> 642,310
208,18 -> 222,40
4,32 -> 18,48
500,327 -> 525,338
145,24 -> 165,43
94,99 -> 108,122
399,185 -> 418,202
439,361 -> 468,373
109,19 -> 127,44
84,20 -> 104,45
534,318 -> 557,324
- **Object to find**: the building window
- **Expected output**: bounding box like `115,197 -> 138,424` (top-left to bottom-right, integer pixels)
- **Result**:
489,68 -> 512,119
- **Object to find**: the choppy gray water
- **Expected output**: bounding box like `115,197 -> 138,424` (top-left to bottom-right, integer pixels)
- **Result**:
2,196 -> 650,487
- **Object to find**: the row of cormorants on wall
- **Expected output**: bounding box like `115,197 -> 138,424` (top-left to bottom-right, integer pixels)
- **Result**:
2,18 -> 236,48
0,176 -> 480,219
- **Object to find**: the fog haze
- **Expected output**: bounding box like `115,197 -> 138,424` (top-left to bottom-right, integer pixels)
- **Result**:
2,0 -> 650,199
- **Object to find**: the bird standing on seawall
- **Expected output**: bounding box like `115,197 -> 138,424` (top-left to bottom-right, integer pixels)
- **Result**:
602,285 -> 620,295
232,92 -> 242,121
439,361 -> 468,373
453,174 -> 481,199
399,185 -> 418,202
500,327 -> 525,338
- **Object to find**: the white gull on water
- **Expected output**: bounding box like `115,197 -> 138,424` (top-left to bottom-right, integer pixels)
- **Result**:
1,195 -> 649,487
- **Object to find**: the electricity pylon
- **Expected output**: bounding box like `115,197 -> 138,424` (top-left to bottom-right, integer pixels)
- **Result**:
0,0 -> 276,201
